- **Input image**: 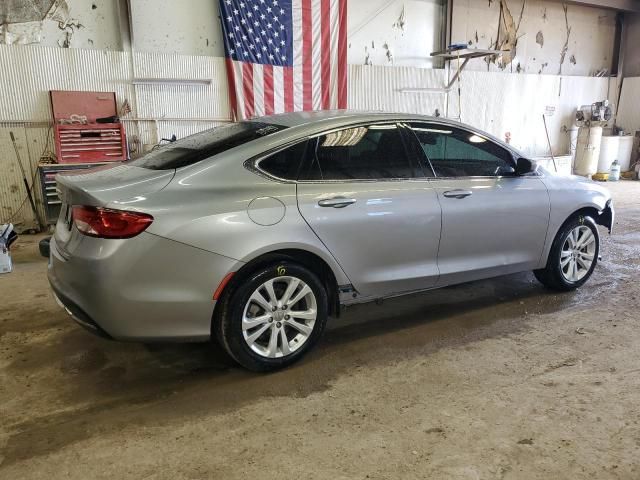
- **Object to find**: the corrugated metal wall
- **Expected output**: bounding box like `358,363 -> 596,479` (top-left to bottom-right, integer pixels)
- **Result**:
448,71 -> 619,156
347,64 -> 619,158
131,52 -> 232,146
0,45 -> 232,230
0,47 -> 134,122
0,44 -> 627,230
347,64 -> 446,115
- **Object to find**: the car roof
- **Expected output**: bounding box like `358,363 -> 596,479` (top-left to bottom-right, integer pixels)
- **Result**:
252,109 -> 445,128
250,110 -> 523,157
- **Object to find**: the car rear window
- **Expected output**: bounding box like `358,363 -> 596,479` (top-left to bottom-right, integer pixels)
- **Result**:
127,122 -> 287,170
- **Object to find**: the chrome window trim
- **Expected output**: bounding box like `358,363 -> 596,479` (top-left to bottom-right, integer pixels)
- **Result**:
245,118 -> 541,184
306,120 -> 400,139
427,174 -> 542,181
247,120 -> 419,184
295,177 -> 432,184
246,139 -> 309,184
406,121 -> 521,179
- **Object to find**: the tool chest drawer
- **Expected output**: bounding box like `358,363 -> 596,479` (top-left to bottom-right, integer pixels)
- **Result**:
54,123 -> 127,164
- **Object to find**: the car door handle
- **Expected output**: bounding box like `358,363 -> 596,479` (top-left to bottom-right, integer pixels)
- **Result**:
443,189 -> 473,199
318,197 -> 357,208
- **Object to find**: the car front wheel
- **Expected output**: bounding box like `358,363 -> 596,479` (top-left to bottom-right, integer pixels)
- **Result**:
215,262 -> 328,372
534,214 -> 599,291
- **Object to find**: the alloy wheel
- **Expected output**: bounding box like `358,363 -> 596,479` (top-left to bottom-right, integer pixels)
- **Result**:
241,276 -> 317,358
560,225 -> 596,282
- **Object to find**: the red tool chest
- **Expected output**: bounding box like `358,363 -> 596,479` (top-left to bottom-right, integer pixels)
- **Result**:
50,91 -> 127,164
54,123 -> 126,163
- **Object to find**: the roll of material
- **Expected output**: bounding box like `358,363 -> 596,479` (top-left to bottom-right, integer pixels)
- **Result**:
597,136 -> 620,174
569,127 -> 579,156
575,126 -> 603,176
618,136 -> 634,172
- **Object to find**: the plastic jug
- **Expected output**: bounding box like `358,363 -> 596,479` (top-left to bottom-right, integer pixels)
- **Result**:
609,160 -> 621,181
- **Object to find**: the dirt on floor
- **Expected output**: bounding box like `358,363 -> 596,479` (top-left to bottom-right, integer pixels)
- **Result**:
1,181 -> 639,479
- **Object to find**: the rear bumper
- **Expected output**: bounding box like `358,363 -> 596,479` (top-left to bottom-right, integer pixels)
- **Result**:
49,281 -> 113,339
48,232 -> 241,342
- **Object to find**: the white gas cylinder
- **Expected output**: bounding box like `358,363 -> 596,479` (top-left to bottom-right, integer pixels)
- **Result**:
574,126 -> 603,176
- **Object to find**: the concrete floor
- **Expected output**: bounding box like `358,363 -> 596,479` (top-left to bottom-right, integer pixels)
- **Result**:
1,181 -> 639,479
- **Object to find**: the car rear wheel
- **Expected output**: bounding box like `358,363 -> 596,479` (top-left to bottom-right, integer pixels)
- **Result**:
215,262 -> 328,372
534,215 -> 599,291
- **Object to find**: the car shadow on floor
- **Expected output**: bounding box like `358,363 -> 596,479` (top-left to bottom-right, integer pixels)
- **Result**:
1,271 -> 581,467
138,271 -> 576,379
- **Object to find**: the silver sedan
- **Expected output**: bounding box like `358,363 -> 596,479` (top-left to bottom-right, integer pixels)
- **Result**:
48,111 -> 614,371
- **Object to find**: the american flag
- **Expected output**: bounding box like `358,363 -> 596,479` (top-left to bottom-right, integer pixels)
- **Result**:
219,0 -> 347,120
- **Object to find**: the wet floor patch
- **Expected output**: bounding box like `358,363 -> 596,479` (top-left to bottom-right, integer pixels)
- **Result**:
0,271 -> 584,467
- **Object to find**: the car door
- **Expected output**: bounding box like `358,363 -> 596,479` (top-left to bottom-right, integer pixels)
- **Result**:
296,123 -> 442,299
407,122 -> 551,286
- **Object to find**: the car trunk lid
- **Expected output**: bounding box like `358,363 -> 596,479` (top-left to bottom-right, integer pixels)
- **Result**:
54,163 -> 174,250
56,163 -> 174,207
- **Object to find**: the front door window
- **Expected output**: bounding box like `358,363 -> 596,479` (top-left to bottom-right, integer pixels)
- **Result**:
410,124 -> 515,177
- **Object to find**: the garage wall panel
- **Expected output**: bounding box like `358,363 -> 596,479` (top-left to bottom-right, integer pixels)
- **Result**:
0,126 -> 40,230
347,0 -> 445,68
0,45 -> 232,229
130,0 -> 224,56
0,42 -> 625,228
0,45 -> 134,122
0,0 -> 122,50
447,70 -> 616,156
0,45 -> 136,229
346,64 -> 616,158
132,52 -> 230,121
617,77 -> 640,135
452,0 -> 617,76
348,64 -> 446,115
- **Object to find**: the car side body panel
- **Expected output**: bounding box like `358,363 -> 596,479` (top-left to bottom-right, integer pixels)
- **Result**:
538,171 -> 613,268
48,231 -> 236,341
110,152 -> 353,288
46,110 -> 613,344
297,179 -> 442,298
432,176 -> 551,285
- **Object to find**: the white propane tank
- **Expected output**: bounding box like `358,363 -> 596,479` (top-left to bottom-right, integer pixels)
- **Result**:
610,160 -> 621,181
617,135 -> 634,172
597,135 -> 620,174
574,126 -> 603,176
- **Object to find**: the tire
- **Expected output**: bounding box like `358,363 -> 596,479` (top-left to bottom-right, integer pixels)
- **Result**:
214,261 -> 328,372
534,214 -> 599,291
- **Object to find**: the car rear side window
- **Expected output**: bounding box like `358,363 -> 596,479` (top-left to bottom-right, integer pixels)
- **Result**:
410,123 -> 514,177
257,141 -> 308,180
127,122 -> 287,170
300,124 -> 417,181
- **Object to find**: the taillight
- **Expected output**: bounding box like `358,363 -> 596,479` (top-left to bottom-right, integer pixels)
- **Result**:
72,206 -> 153,239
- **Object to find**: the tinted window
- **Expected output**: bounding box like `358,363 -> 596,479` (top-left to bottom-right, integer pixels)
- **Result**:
128,122 -> 286,170
258,141 -> 308,180
301,124 -> 416,180
410,124 -> 514,177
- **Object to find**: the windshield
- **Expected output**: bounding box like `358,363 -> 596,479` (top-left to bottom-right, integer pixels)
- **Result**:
128,122 -> 287,170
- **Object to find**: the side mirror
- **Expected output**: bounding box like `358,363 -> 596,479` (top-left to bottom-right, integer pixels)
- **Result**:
515,157 -> 534,176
